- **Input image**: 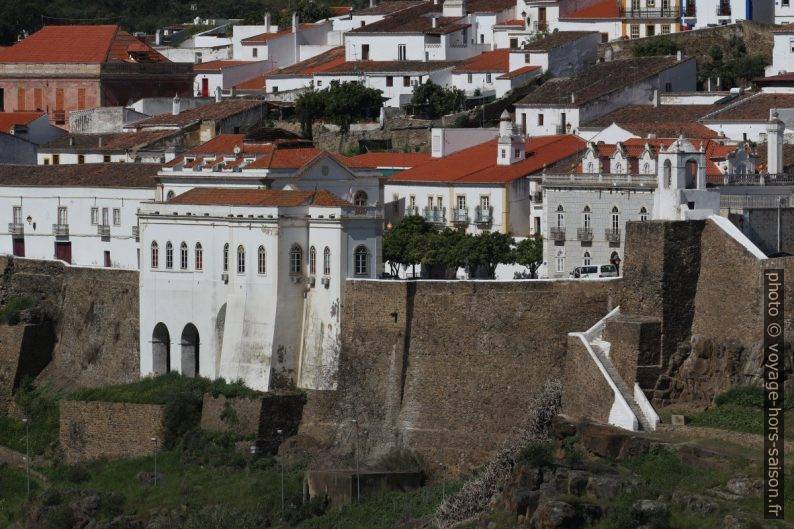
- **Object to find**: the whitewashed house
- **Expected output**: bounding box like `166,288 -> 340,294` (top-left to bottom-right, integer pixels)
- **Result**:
0,164 -> 158,269
700,92 -> 794,142
193,60 -> 275,97
514,56 -> 696,136
766,27 -> 794,76
37,130 -> 185,165
138,188 -> 382,391
541,136 -> 734,278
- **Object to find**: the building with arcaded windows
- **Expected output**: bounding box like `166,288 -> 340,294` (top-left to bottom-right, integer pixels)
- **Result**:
138,188 -> 382,392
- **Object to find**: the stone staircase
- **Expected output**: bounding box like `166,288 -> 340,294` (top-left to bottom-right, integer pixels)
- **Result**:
588,331 -> 656,432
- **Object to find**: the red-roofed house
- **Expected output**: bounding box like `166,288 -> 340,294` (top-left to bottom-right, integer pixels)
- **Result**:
451,49 -> 541,97
193,60 -> 274,97
0,111 -> 65,145
385,112 -> 585,236
0,25 -> 194,129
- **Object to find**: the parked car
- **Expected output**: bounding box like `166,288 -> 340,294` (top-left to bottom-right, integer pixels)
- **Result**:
570,264 -> 618,278
598,264 -> 618,277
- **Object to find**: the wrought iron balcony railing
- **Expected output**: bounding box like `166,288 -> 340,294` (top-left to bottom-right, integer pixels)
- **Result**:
53,223 -> 69,237
550,227 -> 566,241
605,228 -> 621,243
475,206 -> 492,224
577,228 -> 593,241
8,223 -> 24,236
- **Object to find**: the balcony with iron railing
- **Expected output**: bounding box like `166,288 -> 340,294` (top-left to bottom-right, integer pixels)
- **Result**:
716,3 -> 731,16
475,205 -> 492,224
605,228 -> 621,243
532,21 -> 548,32
619,6 -> 678,18
53,223 -> 69,237
452,207 -> 469,224
97,224 -> 110,238
577,227 -> 593,241
8,223 -> 24,236
550,227 -> 566,241
423,206 -> 447,224
722,173 -> 794,186
542,173 -> 658,189
406,205 -> 421,217
342,206 -> 383,219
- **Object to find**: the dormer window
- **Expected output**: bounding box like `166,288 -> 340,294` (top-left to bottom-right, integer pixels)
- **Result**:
501,148 -> 506,158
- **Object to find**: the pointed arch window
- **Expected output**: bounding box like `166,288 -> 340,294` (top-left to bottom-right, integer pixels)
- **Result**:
323,246 -> 331,276
583,251 -> 591,266
290,244 -> 303,275
180,242 -> 188,270
151,241 -> 159,269
556,205 -> 565,228
582,205 -> 591,229
237,245 -> 246,274
611,206 -> 620,231
165,241 -> 173,269
223,243 -> 229,272
640,206 -> 648,222
309,246 -> 317,275
195,243 -> 203,270
258,246 -> 266,275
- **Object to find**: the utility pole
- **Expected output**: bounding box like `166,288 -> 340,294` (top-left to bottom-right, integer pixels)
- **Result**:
352,419 -> 360,503
277,429 -> 285,518
150,437 -> 158,486
22,417 -> 30,497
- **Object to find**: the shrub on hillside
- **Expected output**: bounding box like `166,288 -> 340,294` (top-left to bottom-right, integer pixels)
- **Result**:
714,386 -> 764,408
516,441 -> 553,468
163,391 -> 203,449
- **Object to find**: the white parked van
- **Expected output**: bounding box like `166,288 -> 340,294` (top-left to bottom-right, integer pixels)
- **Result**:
570,264 -> 618,278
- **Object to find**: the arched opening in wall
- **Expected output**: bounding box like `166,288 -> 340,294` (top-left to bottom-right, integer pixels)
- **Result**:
685,159 -> 698,189
166,190 -> 175,201
152,323 -> 170,375
663,159 -> 672,188
214,303 -> 227,375
181,323 -> 200,377
353,191 -> 368,207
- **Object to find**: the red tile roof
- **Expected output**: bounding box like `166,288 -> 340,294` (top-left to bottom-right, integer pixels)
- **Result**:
241,24 -> 316,44
494,19 -> 525,27
497,65 -> 541,79
390,135 -> 586,184
319,60 -> 461,74
167,188 -> 350,207
129,99 -> 265,129
0,112 -> 45,133
347,151 -> 432,168
560,0 -> 621,19
582,104 -> 720,138
701,93 -> 794,121
0,163 -> 158,187
351,0 -> 423,15
0,25 -> 169,64
265,47 -> 346,78
235,76 -> 267,91
329,6 -> 353,15
194,60 -> 254,71
453,49 -> 509,73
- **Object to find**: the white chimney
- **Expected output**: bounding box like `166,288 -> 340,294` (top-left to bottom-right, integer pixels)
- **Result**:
652,89 -> 658,107
432,16 -> 438,28
676,50 -> 682,62
172,94 -> 181,115
767,111 -> 785,175
370,0 -> 376,7
292,12 -> 299,33
155,29 -> 162,46
264,12 -> 272,33
570,92 -> 576,104
215,86 -> 222,102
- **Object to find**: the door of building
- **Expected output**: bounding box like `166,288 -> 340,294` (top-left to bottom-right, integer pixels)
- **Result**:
104,251 -> 111,268
201,78 -> 209,97
55,242 -> 71,264
538,8 -> 547,30
12,239 -> 24,257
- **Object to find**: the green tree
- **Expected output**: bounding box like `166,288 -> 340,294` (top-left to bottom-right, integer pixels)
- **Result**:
632,36 -> 683,58
420,228 -> 469,279
513,233 -> 543,279
382,214 -> 433,277
294,88 -> 326,138
294,81 -> 383,136
467,231 -> 515,279
410,80 -> 465,118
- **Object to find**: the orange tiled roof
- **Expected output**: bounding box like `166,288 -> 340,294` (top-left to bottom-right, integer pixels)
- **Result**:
0,112 -> 45,132
453,49 -> 510,73
194,60 -> 254,71
266,47 -> 346,77
167,188 -> 351,207
0,25 -> 168,64
390,135 -> 586,184
347,151 -> 432,168
497,65 -> 541,79
560,0 -> 620,19
495,19 -> 525,27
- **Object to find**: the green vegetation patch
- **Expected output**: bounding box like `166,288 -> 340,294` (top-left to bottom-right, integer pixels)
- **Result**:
0,464 -> 39,524
0,296 -> 34,325
0,380 -> 61,455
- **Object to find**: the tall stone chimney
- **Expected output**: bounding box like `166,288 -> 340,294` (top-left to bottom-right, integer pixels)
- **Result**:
767,111 -> 785,175
172,94 -> 181,115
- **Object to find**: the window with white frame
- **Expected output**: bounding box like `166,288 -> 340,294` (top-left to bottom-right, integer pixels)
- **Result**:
323,246 -> 331,275
486,73 -> 491,83
102,208 -> 109,226
398,44 -> 406,60
354,245 -> 369,275
165,241 -> 173,269
258,245 -> 266,275
151,241 -> 159,269
583,251 -> 591,266
630,24 -> 640,39
611,206 -> 620,231
468,73 -> 473,83
290,244 -> 303,275
556,251 -> 565,273
556,205 -> 565,228
661,24 -> 670,34
180,242 -> 188,270
223,243 -> 229,272
113,208 -> 121,226
12,206 -> 21,225
309,246 -> 317,274
195,243 -> 203,270
583,205 -> 591,229
90,207 -> 99,225
57,207 -> 67,225
640,206 -> 648,222
237,245 -> 245,274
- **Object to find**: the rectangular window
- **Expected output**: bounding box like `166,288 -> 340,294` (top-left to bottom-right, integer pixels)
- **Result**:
392,193 -> 399,214
77,88 -> 86,110
510,38 -> 518,48
556,255 -> 565,273
409,195 -> 416,208
252,48 -> 258,57
101,208 -> 109,226
630,24 -> 640,39
785,0 -> 790,5
790,38 -> 794,53
524,53 -> 530,64
485,73 -> 491,83
104,251 -> 111,268
661,24 -> 671,34
77,155 -> 85,164
16,88 -> 25,111
34,88 -> 42,111
467,73 -> 473,83
665,82 -> 672,92
103,155 -> 111,163
55,88 -> 64,110
456,195 -> 466,209
403,76 -> 410,87
362,44 -> 370,60
386,76 -> 393,87
428,196 -> 434,208
538,114 -> 544,126
398,44 -> 406,61
13,206 -> 22,224
323,248 -> 331,275
112,208 -> 121,226
480,195 -> 489,209
90,207 -> 99,225
646,25 -> 655,37
57,207 -> 67,225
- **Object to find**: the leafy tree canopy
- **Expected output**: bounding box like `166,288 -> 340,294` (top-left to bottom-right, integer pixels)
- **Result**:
410,80 -> 465,119
295,81 -> 383,136
513,233 -> 543,279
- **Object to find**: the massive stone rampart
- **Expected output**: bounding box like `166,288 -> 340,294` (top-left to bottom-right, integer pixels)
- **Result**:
299,279 -> 616,475
0,257 -> 139,392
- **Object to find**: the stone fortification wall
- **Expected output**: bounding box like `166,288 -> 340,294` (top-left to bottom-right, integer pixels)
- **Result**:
300,279 -> 615,475
59,400 -> 164,463
0,257 -> 139,392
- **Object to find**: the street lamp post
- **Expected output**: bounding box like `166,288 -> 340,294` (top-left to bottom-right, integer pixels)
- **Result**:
150,437 -> 158,486
22,417 -> 30,497
276,429 -> 284,518
352,419 -> 360,503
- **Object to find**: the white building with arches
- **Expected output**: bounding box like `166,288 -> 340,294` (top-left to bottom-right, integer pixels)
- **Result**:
138,187 -> 382,392
541,136 -> 734,278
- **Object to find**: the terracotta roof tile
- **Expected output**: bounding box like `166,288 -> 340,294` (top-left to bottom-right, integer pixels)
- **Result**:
701,93 -> 794,121
497,65 -> 541,79
235,77 -> 267,90
319,60 -> 461,74
41,129 -> 182,152
194,60 -> 255,71
0,163 -> 158,187
0,112 -> 45,133
108,30 -> 167,62
494,19 -> 525,27
241,24 -> 316,44
350,3 -> 470,34
351,0 -> 423,15
265,47 -> 346,77
560,0 -> 621,19
522,31 -> 599,51
453,49 -> 509,73
390,135 -> 586,184
347,151 -> 431,168
129,99 -> 265,128
167,187 -> 350,207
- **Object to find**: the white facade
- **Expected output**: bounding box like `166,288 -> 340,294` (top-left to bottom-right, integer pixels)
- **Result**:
683,0 -> 773,29
138,193 -> 382,391
556,19 -> 621,42
194,61 -> 275,96
768,30 -> 794,76
312,67 -> 455,107
0,184 -> 152,269
776,0 -> 794,24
